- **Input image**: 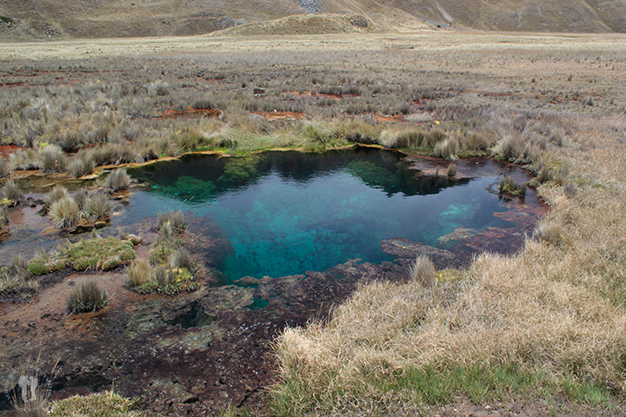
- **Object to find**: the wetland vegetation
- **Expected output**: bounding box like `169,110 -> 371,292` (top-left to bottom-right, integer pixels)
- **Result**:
0,32 -> 625,416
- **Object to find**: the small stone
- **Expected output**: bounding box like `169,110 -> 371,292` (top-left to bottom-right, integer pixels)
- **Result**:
123,234 -> 143,245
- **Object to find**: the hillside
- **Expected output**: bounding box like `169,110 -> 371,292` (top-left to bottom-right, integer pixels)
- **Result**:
0,0 -> 625,40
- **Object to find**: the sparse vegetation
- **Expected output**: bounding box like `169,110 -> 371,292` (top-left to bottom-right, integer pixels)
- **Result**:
127,211 -> 197,295
66,279 -> 109,314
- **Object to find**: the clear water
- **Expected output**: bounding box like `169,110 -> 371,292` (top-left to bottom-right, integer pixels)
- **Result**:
125,148 -> 515,282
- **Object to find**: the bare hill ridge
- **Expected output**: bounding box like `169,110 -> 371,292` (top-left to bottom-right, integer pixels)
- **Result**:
0,0 -> 625,39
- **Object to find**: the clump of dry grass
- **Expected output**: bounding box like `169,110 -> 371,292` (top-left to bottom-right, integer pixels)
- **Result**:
157,210 -> 186,234
47,196 -> 81,229
533,222 -> 571,247
0,157 -> 11,177
1,179 -> 21,203
409,255 -> 435,287
66,279 -> 109,314
127,259 -> 151,287
44,185 -> 68,206
104,169 -> 132,192
67,152 -> 95,178
38,144 -> 67,173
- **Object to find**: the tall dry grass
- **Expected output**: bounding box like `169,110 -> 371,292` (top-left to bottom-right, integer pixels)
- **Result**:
272,114 -> 626,414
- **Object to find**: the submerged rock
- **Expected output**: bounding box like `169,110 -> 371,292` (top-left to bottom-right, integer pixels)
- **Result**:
436,227 -> 481,249
381,237 -> 460,269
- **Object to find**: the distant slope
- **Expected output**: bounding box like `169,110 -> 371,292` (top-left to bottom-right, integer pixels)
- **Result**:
208,14 -> 383,37
0,0 -> 625,40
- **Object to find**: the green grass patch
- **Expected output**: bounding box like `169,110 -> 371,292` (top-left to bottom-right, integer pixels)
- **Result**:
272,364 -> 613,415
49,390 -> 144,416
0,16 -> 13,24
28,237 -> 136,276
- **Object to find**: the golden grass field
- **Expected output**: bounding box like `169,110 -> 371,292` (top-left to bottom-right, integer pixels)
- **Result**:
1,30 -> 626,415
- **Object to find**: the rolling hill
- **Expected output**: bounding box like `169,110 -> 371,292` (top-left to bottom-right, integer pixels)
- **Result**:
0,0 -> 625,40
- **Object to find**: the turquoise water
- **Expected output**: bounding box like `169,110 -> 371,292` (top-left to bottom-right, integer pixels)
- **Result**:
125,148 -> 514,282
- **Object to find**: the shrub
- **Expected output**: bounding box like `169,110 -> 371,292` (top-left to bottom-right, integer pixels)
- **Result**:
0,254 -> 32,293
1,179 -> 21,202
68,153 -> 95,178
127,259 -> 151,287
85,193 -> 110,219
48,196 -> 82,229
409,255 -> 435,287
8,254 -> 29,279
104,169 -> 131,192
44,185 -> 68,206
38,144 -> 67,173
462,131 -> 492,151
90,143 -> 139,166
66,280 -> 109,314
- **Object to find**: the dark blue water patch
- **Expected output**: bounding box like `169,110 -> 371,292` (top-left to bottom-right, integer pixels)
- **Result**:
125,147 -> 527,283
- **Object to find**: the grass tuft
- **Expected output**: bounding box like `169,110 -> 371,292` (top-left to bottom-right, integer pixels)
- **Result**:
447,162 -> 457,177
85,193 -> 110,219
44,185 -> 68,206
127,258 -> 151,287
1,179 -> 21,204
38,145 -> 67,173
104,169 -> 132,192
47,196 -> 81,229
66,279 -> 109,314
533,223 -> 571,247
409,255 -> 435,287
157,210 -> 186,234
68,153 -> 95,178
499,176 -> 527,197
